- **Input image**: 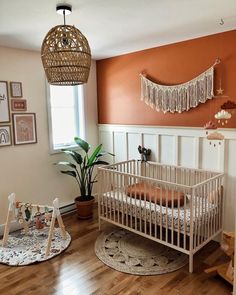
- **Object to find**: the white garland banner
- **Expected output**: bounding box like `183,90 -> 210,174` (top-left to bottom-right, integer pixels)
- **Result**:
140,67 -> 214,113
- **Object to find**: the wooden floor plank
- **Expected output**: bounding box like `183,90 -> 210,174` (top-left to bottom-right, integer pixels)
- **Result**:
0,208 -> 233,295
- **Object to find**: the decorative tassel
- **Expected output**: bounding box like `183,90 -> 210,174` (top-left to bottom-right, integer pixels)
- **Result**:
140,66 -> 214,113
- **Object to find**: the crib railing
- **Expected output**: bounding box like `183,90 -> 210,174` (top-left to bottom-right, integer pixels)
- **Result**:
98,160 -> 224,273
108,160 -> 219,185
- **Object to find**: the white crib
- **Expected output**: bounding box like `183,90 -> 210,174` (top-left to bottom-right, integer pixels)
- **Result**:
98,160 -> 224,273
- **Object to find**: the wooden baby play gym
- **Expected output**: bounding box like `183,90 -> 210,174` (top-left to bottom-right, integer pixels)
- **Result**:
2,193 -> 67,257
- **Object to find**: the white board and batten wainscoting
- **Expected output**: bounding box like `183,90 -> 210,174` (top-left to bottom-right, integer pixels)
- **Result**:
98,124 -> 236,232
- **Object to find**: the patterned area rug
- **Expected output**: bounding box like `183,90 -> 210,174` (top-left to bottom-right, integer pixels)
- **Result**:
95,228 -> 188,275
0,227 -> 71,266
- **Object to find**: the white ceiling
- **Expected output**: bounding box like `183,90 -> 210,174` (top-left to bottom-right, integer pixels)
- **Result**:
0,0 -> 236,60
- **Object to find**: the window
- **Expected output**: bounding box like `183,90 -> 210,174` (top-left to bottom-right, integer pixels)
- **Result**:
47,84 -> 85,152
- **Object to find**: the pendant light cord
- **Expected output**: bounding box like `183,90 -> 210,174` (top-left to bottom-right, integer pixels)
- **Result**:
63,9 -> 66,25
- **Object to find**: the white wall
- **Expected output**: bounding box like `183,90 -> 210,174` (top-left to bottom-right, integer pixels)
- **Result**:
0,46 -> 98,225
99,124 -> 236,232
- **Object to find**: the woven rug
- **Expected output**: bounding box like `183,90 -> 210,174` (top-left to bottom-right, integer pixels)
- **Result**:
95,228 -> 188,275
0,227 -> 71,266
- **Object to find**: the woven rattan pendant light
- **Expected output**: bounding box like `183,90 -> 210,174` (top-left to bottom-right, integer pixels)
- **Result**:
41,4 -> 91,85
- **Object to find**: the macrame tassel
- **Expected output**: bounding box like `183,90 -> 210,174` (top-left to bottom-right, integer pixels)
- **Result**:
140,66 -> 214,113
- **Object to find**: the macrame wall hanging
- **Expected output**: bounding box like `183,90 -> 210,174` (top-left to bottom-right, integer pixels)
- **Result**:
140,59 -> 220,114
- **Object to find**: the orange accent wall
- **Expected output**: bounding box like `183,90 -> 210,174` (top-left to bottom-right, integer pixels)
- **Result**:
97,30 -> 236,127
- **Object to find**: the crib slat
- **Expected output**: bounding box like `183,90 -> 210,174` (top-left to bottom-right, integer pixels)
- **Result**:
207,181 -> 210,240
134,176 -> 137,231
200,184 -> 204,245
105,171 -> 108,219
144,180 -> 147,235
197,186 -> 201,247
116,170 -> 120,225
154,181 -> 157,239
171,186 -> 174,245
215,179 -> 218,232
189,188 -> 194,266
109,171 -> 112,220
122,173 -> 124,226
139,177 -> 142,233
204,183 -> 208,243
194,184 -> 197,250
160,186 -> 163,241
112,170 -> 115,222
149,181 -> 152,237
213,179 -> 217,234
165,186 -> 168,243
101,170 -> 104,218
177,189 -> 180,248
183,189 -> 186,250
210,180 -> 213,237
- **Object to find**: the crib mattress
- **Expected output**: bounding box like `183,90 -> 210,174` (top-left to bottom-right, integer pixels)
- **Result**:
101,191 -> 218,234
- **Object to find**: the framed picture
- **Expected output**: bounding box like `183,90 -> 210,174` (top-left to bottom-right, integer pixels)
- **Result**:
11,99 -> 27,111
12,113 -> 37,145
0,125 -> 12,147
0,81 -> 10,123
10,82 -> 23,98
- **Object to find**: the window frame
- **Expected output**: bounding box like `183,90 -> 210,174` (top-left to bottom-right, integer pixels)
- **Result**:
46,81 -> 85,154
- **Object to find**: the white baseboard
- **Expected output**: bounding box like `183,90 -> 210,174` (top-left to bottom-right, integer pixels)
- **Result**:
59,203 -> 76,215
0,221 -> 22,236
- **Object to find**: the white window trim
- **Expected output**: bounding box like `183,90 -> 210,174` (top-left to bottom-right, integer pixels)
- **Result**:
46,80 -> 85,154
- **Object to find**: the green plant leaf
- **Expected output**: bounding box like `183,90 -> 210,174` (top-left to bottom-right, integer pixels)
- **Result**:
74,137 -> 90,153
63,150 -> 82,164
56,161 -> 76,169
96,151 -> 115,158
87,144 -> 103,167
61,170 -> 77,178
89,160 -> 109,167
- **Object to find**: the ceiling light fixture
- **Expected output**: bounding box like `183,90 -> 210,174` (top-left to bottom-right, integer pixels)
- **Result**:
41,4 -> 91,86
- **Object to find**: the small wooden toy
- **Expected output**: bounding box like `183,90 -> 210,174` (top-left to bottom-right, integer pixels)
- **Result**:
138,145 -> 151,162
205,231 -> 235,285
34,206 -> 44,230
24,203 -> 32,222
44,207 -> 52,226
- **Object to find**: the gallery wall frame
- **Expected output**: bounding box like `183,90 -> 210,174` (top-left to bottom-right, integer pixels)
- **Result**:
12,113 -> 37,145
0,125 -> 12,147
0,81 -> 10,123
11,99 -> 27,111
10,82 -> 23,98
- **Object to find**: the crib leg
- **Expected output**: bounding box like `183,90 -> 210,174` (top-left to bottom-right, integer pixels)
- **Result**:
189,253 -> 193,273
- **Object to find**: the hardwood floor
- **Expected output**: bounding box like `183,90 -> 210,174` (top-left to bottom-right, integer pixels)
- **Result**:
0,207 -> 233,295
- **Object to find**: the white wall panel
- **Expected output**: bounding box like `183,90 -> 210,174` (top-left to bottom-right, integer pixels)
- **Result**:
160,135 -> 174,165
99,130 -> 114,163
114,132 -> 126,162
143,134 -> 158,161
127,133 -> 141,160
179,136 -> 195,168
199,138 -> 221,171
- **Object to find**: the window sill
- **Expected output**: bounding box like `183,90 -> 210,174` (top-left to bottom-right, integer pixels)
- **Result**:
49,144 -> 81,155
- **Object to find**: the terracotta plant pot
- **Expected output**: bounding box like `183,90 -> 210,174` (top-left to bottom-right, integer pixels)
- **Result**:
74,196 -> 95,219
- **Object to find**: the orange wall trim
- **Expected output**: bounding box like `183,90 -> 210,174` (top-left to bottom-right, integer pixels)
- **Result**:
97,30 -> 236,128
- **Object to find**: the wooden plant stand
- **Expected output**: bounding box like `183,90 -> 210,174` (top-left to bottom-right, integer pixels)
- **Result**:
205,232 -> 235,286
2,194 -> 67,257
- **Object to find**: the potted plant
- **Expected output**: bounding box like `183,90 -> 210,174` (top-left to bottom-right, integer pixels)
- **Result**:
56,137 -> 113,219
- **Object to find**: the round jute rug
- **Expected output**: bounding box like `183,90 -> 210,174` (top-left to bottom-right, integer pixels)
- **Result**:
0,227 -> 71,266
95,228 -> 188,275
